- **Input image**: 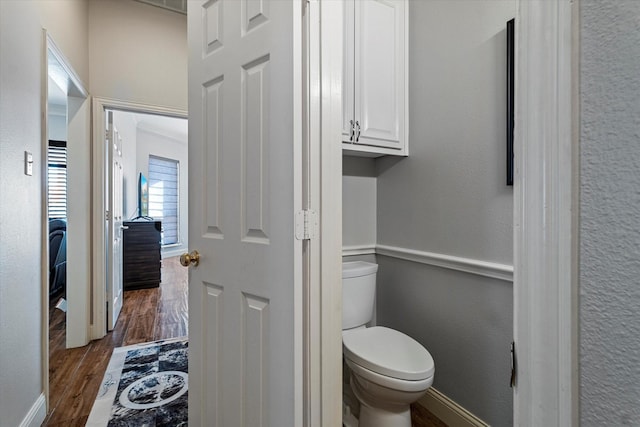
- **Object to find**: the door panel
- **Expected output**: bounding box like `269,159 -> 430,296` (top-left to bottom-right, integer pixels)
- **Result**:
188,1 -> 302,425
107,110 -> 124,330
355,0 -> 404,149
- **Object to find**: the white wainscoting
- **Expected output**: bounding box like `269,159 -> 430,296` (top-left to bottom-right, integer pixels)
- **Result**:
343,244 -> 513,282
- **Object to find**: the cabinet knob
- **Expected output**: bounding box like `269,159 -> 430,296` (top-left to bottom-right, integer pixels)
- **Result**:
179,250 -> 200,267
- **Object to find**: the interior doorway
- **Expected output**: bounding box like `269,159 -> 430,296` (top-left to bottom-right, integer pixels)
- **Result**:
105,108 -> 189,330
91,98 -> 188,339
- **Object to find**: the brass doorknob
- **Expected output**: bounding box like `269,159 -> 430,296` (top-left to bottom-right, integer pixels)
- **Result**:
180,250 -> 200,267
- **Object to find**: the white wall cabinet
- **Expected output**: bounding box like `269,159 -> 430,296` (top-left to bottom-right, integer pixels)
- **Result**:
342,0 -> 408,157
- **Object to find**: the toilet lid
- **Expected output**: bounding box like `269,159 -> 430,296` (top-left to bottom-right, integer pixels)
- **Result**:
343,326 -> 434,381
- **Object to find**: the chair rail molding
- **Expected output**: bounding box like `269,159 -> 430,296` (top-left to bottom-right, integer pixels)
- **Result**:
342,244 -> 514,282
513,0 -> 578,425
342,244 -> 377,257
376,244 -> 513,282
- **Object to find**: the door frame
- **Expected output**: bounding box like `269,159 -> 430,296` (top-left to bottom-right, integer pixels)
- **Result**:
42,30 -> 90,409
306,0 -> 343,425
91,97 -> 187,339
513,0 -> 579,425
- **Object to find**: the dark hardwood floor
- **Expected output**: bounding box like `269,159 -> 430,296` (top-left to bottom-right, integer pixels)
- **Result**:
43,256 -> 188,426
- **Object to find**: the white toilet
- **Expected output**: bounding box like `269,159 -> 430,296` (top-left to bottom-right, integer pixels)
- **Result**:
342,261 -> 434,427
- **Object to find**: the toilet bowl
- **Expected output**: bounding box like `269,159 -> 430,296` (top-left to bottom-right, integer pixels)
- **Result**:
342,262 -> 435,427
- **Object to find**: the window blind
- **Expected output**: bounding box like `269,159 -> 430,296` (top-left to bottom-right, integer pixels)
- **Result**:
48,141 -> 67,219
148,155 -> 179,245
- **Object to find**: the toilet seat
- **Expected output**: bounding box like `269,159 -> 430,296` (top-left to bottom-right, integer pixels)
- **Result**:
343,326 -> 434,381
345,358 -> 434,393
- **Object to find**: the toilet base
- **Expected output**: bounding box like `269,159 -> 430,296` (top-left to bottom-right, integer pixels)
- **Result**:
358,403 -> 411,427
350,376 -> 413,427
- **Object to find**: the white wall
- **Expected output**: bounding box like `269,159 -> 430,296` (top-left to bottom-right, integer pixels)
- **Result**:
374,1 -> 515,424
37,0 -> 90,85
48,79 -> 67,141
579,1 -> 640,424
48,111 -> 67,141
136,127 -> 189,257
0,2 -> 46,426
89,0 -> 188,111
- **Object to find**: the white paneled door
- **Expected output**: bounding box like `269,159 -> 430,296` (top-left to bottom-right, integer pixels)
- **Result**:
188,1 -> 303,426
106,110 -> 124,330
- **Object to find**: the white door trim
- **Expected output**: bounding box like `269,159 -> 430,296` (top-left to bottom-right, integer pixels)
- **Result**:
513,1 -> 579,425
305,0 -> 343,425
90,97 -> 187,340
42,31 -> 90,410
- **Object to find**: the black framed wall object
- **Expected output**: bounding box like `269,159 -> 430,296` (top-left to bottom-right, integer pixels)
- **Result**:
506,18 -> 515,186
122,220 -> 162,290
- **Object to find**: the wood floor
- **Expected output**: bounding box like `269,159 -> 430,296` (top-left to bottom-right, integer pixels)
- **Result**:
43,256 -> 188,426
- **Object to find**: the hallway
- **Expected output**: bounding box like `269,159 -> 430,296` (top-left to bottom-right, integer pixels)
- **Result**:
44,256 -> 188,426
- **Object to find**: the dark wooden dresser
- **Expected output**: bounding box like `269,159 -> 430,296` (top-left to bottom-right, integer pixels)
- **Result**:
122,220 -> 162,290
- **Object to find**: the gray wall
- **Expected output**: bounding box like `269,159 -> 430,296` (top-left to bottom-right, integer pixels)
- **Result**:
343,156 -> 377,249
579,1 -> 640,424
0,2 -> 46,425
375,1 -> 515,425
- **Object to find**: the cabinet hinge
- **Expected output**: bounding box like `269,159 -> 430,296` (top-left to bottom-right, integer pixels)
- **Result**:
295,210 -> 318,240
510,341 -> 517,388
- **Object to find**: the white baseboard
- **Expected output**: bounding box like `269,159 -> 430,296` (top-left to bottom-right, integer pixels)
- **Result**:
19,393 -> 46,427
417,388 -> 488,427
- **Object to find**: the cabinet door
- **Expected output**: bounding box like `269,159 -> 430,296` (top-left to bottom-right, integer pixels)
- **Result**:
354,0 -> 406,151
342,0 -> 355,143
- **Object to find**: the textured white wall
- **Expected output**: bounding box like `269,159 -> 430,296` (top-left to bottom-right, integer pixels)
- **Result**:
89,0 -> 188,110
579,1 -> 640,424
375,1 -> 515,424
0,2 -> 45,425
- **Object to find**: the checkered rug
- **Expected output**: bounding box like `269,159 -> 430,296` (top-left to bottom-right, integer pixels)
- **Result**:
86,338 -> 188,427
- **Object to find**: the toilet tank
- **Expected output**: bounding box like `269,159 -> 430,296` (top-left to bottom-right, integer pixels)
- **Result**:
342,261 -> 378,330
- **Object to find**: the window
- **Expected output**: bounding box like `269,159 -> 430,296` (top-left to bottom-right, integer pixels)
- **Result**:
48,140 -> 67,219
148,155 -> 179,245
